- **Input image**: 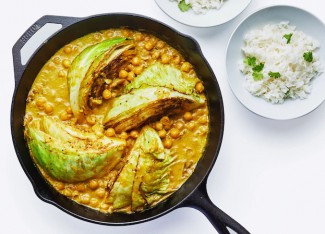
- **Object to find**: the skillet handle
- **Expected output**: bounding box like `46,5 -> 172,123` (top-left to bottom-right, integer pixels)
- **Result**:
12,15 -> 81,86
182,178 -> 250,234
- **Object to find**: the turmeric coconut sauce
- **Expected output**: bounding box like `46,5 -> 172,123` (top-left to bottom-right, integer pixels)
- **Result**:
24,28 -> 209,213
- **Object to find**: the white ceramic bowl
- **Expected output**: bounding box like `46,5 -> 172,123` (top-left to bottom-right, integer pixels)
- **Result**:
155,0 -> 251,27
226,5 -> 325,120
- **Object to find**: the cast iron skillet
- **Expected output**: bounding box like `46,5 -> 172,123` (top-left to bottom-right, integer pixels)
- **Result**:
11,13 -> 250,234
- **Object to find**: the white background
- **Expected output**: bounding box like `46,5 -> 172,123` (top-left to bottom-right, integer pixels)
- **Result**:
1,0 -> 325,233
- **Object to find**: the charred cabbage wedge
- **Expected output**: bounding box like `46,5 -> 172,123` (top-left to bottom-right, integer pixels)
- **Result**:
103,63 -> 205,132
107,126 -> 174,212
67,37 -> 135,118
124,62 -> 200,95
103,86 -> 205,133
25,116 -> 126,182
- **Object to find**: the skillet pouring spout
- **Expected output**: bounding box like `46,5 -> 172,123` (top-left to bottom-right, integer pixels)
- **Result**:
181,178 -> 250,234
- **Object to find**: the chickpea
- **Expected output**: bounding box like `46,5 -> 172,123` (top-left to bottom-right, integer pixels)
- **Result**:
194,108 -> 204,115
131,57 -> 141,66
119,69 -> 128,79
183,112 -> 193,121
72,190 -> 79,197
155,122 -> 163,131
63,45 -> 72,54
187,121 -> 196,131
196,126 -> 208,136
158,129 -> 167,138
53,56 -> 61,65
123,80 -> 129,86
76,184 -> 85,192
133,66 -> 143,75
130,130 -> 139,139
198,116 -> 208,124
96,188 -> 106,198
35,96 -> 47,108
127,71 -> 135,81
106,31 -> 113,37
59,111 -> 72,121
169,128 -> 180,139
86,115 -> 96,125
56,182 -> 65,190
94,126 -> 104,139
93,33 -> 102,41
152,50 -> 160,59
111,92 -> 117,98
89,198 -> 99,207
80,194 -> 90,204
100,203 -> 109,210
121,30 -> 130,37
64,190 -> 72,197
156,40 -> 165,49
44,103 -> 53,114
163,138 -> 173,149
173,55 -> 181,65
72,46 -> 79,53
161,54 -> 171,64
66,106 -> 73,114
181,62 -> 191,72
58,70 -> 66,78
62,59 -> 71,68
126,138 -> 134,147
119,131 -> 128,139
89,180 -> 99,190
160,116 -> 172,130
105,128 -> 115,137
47,62 -> 55,70
195,82 -> 205,93
102,89 -> 112,100
145,41 -> 154,51
175,121 -> 184,130
134,33 -> 144,41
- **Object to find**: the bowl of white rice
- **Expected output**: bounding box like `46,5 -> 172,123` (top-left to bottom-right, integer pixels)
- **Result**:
226,5 -> 325,120
155,0 -> 251,27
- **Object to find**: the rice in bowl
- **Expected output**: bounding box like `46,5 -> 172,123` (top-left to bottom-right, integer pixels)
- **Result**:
239,22 -> 323,104
171,0 -> 225,14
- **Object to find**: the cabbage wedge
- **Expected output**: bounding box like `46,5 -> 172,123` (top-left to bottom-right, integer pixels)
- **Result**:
103,86 -> 205,133
107,126 -> 174,212
67,38 -> 135,118
25,117 -> 126,183
124,62 -> 200,95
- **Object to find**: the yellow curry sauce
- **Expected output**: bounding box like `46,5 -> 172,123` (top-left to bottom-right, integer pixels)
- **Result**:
24,28 -> 209,213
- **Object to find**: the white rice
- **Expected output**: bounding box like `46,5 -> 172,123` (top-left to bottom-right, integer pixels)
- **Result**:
172,0 -> 224,14
239,22 -> 323,104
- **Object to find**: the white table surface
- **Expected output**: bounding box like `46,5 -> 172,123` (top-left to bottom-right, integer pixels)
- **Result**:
1,0 -> 325,233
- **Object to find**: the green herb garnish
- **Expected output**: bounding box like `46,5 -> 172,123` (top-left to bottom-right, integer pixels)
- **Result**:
244,56 -> 257,66
252,63 -> 264,72
178,0 -> 191,12
268,71 -> 281,78
303,51 -> 313,62
283,33 -> 293,44
253,72 -> 263,81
